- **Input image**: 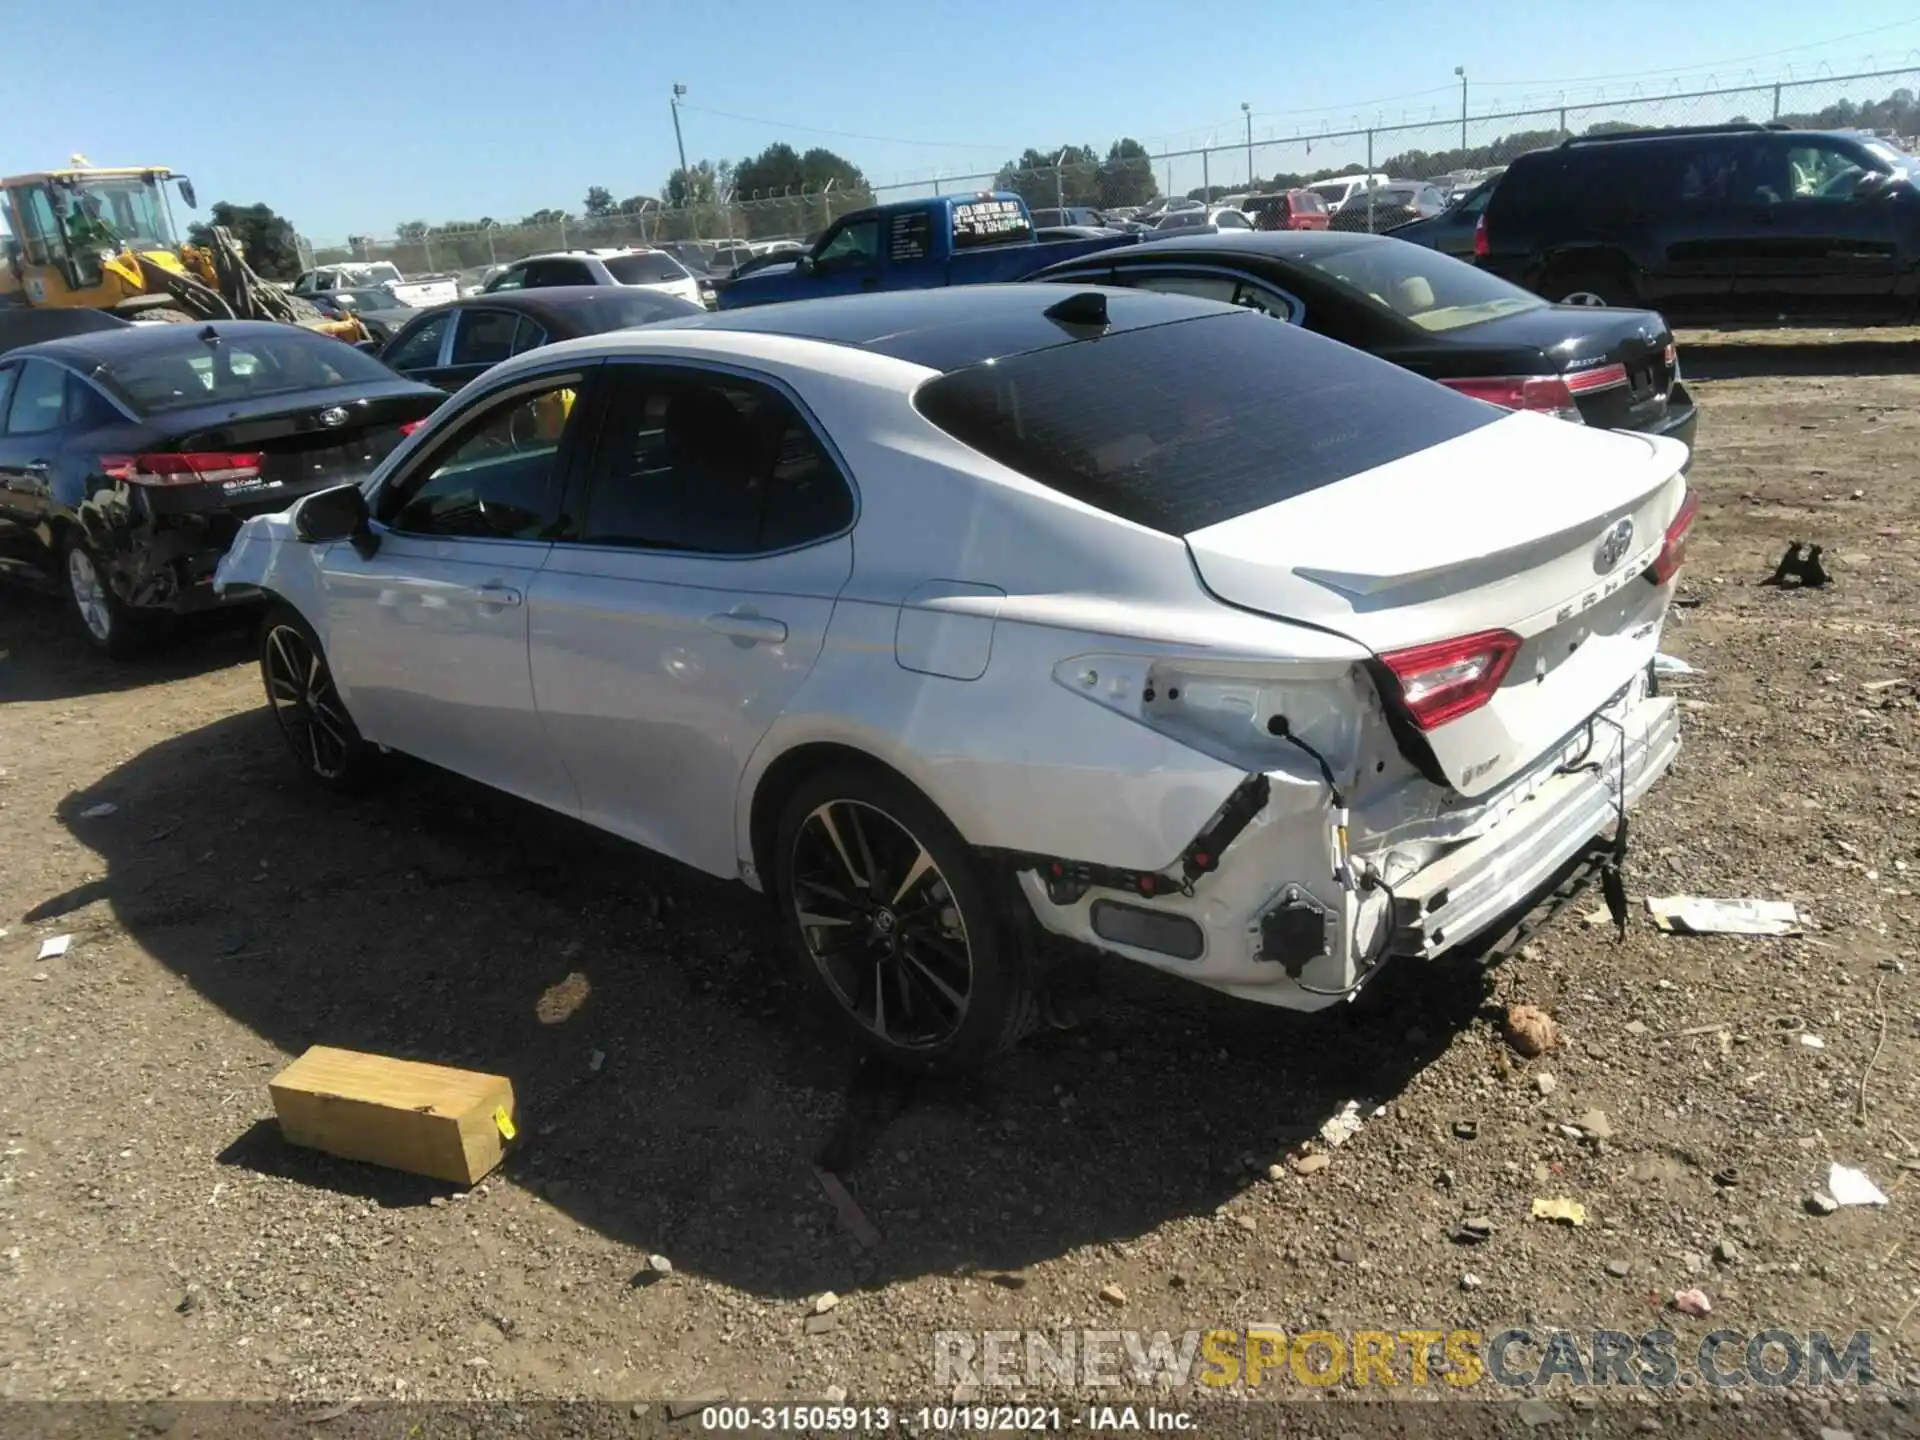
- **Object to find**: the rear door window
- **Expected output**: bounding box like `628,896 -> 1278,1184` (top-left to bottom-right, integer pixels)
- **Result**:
386,313 -> 450,369
915,311 -> 1497,536
3,361 -> 70,435
0,365 -> 17,424
450,309 -> 519,367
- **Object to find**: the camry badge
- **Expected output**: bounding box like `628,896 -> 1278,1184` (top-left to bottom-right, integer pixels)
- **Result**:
1593,517 -> 1635,574
319,407 -> 348,428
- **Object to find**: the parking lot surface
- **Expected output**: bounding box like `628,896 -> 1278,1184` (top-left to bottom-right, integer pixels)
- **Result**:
0,356 -> 1915,1416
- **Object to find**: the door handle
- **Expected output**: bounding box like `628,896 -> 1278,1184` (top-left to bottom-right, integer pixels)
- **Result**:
473,582 -> 523,607
704,612 -> 787,644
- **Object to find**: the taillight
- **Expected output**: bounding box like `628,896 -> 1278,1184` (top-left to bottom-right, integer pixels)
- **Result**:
1564,362 -> 1628,395
1648,491 -> 1700,585
1439,375 -> 1583,421
1662,342 -> 1677,367
100,452 -> 264,486
1472,213 -> 1488,259
1380,629 -> 1521,731
399,419 -> 427,437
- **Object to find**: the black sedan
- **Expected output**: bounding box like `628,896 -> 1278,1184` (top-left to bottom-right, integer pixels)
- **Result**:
1386,174 -> 1500,259
1028,230 -> 1696,449
376,287 -> 704,392
0,321 -> 444,657
302,285 -> 417,343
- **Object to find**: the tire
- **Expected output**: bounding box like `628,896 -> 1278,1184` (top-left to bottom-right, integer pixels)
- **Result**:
62,533 -> 162,659
771,764 -> 1037,1074
1547,266 -> 1631,308
123,305 -> 197,324
258,604 -> 377,792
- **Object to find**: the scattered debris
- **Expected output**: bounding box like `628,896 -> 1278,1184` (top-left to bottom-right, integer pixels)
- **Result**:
1534,1072 -> 1557,1096
1672,1288 -> 1713,1318
1450,1216 -> 1494,1245
587,1049 -> 606,1073
1530,1197 -> 1587,1227
1451,1119 -> 1479,1141
1645,896 -> 1802,936
1714,1239 -> 1741,1265
1231,1214 -> 1258,1235
36,935 -> 71,960
1606,1260 -> 1632,1279
1652,653 -> 1699,676
824,1386 -> 848,1405
1291,1152 -> 1331,1176
1333,1240 -> 1357,1264
78,802 -> 118,819
665,1394 -> 726,1421
174,1287 -> 201,1315
1503,1004 -> 1559,1057
1805,1192 -> 1839,1217
809,1291 -> 840,1316
1318,1101 -> 1364,1148
1801,1034 -> 1826,1050
804,1312 -> 837,1336
268,1046 -> 517,1186
1098,1283 -> 1127,1307
1624,1020 -> 1649,1036
1828,1164 -> 1888,1208
813,1168 -> 883,1250
1760,541 -> 1832,589
1712,1166 -> 1740,1189
1459,1272 -> 1481,1290
645,1254 -> 673,1276
1265,1162 -> 1286,1182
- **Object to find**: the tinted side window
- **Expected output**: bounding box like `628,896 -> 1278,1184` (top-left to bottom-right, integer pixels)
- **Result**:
577,368 -> 852,554
376,378 -> 581,540
528,260 -> 593,287
0,366 -> 17,424
889,209 -> 932,261
816,220 -> 881,270
386,314 -> 449,369
510,316 -> 549,354
487,267 -> 529,292
64,376 -> 121,428
4,361 -> 68,436
450,309 -> 518,367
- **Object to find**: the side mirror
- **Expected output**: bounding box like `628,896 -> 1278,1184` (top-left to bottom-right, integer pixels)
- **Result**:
293,482 -> 377,556
177,178 -> 198,210
792,255 -> 817,276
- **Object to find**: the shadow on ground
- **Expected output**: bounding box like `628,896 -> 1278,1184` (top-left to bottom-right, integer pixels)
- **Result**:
0,590 -> 255,703
1679,337 -> 1920,381
46,696 -> 1518,1302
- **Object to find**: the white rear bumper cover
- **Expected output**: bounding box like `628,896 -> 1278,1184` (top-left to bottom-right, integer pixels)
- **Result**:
1020,682 -> 1681,1011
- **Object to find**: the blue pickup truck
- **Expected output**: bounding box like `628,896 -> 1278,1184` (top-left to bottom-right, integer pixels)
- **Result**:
715,192 -> 1138,310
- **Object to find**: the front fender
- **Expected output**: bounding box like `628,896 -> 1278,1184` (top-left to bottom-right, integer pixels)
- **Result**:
213,511 -> 298,597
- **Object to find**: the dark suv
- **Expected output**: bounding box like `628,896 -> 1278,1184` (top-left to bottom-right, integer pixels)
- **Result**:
1479,124 -> 1920,325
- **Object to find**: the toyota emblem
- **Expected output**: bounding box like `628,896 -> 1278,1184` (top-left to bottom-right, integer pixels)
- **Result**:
319,406 -> 348,428
1593,517 -> 1636,574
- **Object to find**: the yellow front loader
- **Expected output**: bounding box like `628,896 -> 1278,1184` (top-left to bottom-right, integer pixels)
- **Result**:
0,160 -> 366,342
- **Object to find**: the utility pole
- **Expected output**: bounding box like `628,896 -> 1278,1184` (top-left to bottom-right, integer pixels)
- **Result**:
671,82 -> 699,238
1053,146 -> 1069,211
1454,67 -> 1468,151
1242,102 -> 1253,188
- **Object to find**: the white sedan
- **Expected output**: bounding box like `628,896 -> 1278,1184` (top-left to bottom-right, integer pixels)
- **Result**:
215,284 -> 1694,1072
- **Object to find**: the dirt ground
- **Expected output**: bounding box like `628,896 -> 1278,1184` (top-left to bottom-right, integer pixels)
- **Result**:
0,345 -> 1916,1428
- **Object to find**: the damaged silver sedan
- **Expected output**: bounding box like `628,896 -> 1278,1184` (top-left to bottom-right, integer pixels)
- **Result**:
214,285 -> 1692,1071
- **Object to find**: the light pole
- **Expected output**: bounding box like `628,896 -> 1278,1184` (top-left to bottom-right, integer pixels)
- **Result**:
1454,67 -> 1467,151
483,220 -> 499,264
1242,102 -> 1253,189
1053,146 -> 1069,211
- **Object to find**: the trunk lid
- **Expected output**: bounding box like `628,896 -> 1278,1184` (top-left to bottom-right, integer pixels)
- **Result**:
147,387 -> 443,513
1459,304 -> 1678,432
1185,412 -> 1688,796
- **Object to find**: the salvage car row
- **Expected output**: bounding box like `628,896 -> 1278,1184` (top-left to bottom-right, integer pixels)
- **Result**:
0,180 -> 1705,1072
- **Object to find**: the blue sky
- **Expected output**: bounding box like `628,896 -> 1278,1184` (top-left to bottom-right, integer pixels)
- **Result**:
8,0 -> 1920,242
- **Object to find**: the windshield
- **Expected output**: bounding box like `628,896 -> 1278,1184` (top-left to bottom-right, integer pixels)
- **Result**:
1861,139 -> 1920,179
603,252 -> 690,284
100,330 -> 400,416
65,176 -> 176,248
1299,240 -> 1546,332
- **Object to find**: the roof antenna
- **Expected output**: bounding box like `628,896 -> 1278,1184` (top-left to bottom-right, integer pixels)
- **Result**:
198,325 -> 222,345
1043,291 -> 1110,328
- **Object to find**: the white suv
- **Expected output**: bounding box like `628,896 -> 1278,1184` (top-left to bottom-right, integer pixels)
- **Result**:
482,248 -> 710,308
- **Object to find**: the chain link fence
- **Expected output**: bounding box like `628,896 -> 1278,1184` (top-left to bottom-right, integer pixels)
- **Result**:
315,68 -> 1920,273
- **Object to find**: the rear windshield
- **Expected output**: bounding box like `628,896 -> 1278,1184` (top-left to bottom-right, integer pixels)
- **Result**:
603,252 -> 689,284
914,311 -> 1498,536
101,331 -> 398,416
552,291 -> 706,330
951,197 -> 1034,248
1298,241 -> 1544,332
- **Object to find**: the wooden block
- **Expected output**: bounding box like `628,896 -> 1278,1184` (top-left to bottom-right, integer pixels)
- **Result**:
269,1045 -> 516,1186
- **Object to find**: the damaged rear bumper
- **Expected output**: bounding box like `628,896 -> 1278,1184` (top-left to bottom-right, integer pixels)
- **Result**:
1019,675 -> 1680,1011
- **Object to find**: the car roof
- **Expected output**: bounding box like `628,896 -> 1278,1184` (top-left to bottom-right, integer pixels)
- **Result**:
4,318 -> 342,369
0,307 -> 133,355
1121,229 -> 1393,263
412,287 -> 689,325
622,284 -> 1243,373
